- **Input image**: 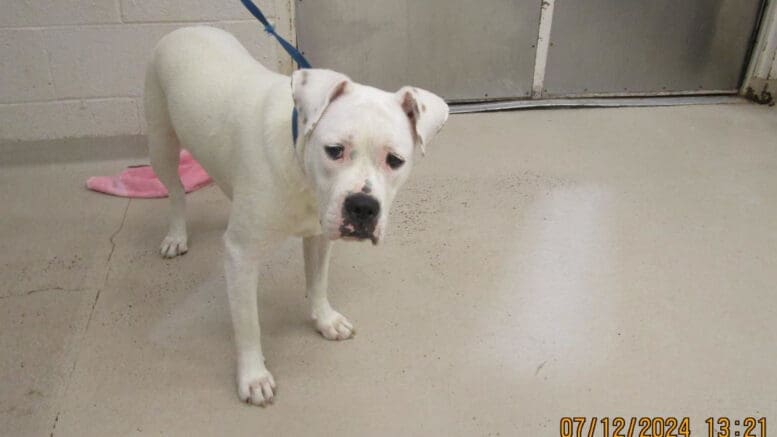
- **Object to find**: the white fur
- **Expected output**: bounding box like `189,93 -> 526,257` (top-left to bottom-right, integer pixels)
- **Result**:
145,26 -> 448,406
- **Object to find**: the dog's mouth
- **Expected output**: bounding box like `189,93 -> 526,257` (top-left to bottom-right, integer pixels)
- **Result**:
338,222 -> 378,245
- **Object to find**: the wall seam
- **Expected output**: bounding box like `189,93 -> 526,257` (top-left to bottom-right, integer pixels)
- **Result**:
0,19 -> 270,31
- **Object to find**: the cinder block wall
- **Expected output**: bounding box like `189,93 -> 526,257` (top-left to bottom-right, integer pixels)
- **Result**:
0,0 -> 294,141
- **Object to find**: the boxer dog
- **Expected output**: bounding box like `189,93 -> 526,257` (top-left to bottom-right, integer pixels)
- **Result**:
144,26 -> 448,406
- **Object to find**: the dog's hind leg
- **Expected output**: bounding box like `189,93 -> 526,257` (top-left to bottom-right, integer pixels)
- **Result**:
145,65 -> 188,258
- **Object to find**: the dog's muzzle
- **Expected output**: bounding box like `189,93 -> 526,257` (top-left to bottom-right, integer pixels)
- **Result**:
339,193 -> 380,244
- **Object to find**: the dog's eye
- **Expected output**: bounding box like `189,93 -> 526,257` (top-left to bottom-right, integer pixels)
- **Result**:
386,153 -> 405,170
324,145 -> 344,160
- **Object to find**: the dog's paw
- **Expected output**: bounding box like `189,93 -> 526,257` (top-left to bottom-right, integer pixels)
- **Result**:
159,234 -> 188,258
314,310 -> 355,341
237,367 -> 276,407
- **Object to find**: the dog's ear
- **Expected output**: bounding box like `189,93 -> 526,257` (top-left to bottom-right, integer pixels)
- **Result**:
396,86 -> 449,155
291,69 -> 352,139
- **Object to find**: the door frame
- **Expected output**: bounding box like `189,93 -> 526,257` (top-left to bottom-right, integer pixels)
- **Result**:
741,0 -> 777,102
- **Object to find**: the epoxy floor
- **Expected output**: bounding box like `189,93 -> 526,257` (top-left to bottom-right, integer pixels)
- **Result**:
1,104 -> 775,436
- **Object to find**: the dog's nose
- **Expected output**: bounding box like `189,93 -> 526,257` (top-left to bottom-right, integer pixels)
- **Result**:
344,193 -> 380,224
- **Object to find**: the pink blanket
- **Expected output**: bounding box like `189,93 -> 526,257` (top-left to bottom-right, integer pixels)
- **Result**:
86,150 -> 211,198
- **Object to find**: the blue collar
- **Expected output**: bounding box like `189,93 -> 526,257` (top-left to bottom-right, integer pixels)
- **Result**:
292,107 -> 300,146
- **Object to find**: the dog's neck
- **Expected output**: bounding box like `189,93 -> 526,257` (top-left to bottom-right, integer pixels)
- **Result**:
262,84 -> 315,190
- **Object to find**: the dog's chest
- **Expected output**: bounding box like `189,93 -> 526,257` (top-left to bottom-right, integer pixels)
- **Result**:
282,188 -> 322,237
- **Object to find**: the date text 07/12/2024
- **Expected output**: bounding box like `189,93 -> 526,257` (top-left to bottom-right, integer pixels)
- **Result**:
559,417 -> 767,437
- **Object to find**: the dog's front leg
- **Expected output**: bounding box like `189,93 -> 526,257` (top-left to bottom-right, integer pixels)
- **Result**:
224,228 -> 276,406
303,234 -> 354,340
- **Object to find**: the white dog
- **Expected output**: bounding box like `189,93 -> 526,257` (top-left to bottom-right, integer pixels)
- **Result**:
144,27 -> 449,406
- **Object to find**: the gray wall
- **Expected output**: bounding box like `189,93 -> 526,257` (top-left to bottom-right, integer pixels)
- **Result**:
0,0 -> 294,141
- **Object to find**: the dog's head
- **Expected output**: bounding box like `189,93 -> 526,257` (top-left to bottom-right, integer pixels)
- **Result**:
292,69 -> 448,244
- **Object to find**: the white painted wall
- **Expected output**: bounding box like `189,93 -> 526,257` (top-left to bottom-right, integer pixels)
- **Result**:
0,0 -> 294,141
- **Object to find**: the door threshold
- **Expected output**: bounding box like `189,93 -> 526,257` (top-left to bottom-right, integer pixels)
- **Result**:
449,95 -> 746,114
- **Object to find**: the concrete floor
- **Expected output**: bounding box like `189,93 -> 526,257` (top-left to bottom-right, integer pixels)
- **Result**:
1,104 -> 775,436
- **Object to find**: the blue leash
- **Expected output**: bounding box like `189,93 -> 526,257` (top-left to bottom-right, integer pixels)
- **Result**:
239,0 -> 311,144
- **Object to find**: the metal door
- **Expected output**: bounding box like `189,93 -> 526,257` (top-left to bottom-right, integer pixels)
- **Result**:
542,0 -> 763,97
295,1 -> 763,101
295,0 -> 541,102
